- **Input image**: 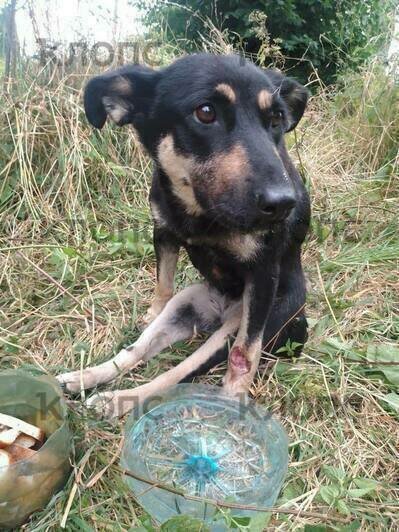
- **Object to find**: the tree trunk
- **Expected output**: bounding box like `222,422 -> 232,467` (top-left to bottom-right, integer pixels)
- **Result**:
3,0 -> 18,85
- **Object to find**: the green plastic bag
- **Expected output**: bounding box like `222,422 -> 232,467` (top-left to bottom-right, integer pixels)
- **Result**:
0,371 -> 72,529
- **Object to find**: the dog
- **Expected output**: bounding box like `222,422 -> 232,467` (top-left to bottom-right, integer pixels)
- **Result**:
58,53 -> 310,418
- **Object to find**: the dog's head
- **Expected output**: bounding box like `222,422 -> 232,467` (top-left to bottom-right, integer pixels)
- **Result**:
84,54 -> 308,230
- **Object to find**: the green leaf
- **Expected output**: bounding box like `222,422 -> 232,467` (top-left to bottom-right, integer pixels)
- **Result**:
324,338 -> 350,352
1,336 -> 20,354
380,369 -> 399,387
319,484 -> 340,505
125,240 -> 140,253
160,515 -> 210,532
108,242 -> 123,255
62,246 -> 78,257
291,342 -> 303,349
348,478 -> 380,499
366,344 -> 399,385
248,512 -> 272,532
381,393 -> 399,412
109,162 -> 127,176
322,465 -> 346,483
137,514 -> 156,531
306,318 -> 318,329
336,499 -> 351,515
281,479 -> 305,501
348,488 -> 375,498
353,478 -> 380,490
229,516 -> 251,527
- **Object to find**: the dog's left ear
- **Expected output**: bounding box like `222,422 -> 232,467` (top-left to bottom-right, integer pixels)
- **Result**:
268,70 -> 309,132
84,64 -> 161,130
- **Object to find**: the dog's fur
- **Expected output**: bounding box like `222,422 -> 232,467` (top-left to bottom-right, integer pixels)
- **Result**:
58,54 -> 310,418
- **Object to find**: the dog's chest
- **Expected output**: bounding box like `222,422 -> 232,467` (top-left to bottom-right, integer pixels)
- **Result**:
183,238 -> 248,298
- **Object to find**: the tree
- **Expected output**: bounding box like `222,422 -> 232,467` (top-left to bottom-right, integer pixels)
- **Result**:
140,0 -> 396,85
3,0 -> 18,81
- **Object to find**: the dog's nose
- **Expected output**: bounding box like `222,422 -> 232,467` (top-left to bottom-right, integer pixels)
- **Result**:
256,190 -> 296,222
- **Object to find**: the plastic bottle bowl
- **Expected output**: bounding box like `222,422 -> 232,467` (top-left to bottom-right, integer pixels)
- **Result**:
121,384 -> 288,527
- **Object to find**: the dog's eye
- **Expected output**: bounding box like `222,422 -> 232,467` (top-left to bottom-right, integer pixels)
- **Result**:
194,104 -> 216,124
271,111 -> 283,128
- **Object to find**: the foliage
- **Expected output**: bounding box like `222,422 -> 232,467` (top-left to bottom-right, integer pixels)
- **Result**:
139,0 -> 396,84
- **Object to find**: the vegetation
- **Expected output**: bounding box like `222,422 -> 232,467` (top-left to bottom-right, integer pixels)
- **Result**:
0,19 -> 398,532
140,0 -> 396,84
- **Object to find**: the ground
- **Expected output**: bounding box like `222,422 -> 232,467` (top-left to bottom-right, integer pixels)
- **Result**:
0,60 -> 398,531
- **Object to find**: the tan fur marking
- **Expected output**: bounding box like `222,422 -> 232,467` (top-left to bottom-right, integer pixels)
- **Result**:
235,282 -> 252,345
157,135 -> 204,216
102,96 -> 128,124
226,234 -> 261,261
111,76 -> 133,95
185,232 -> 261,262
205,143 -> 250,197
156,248 -> 178,301
257,89 -> 272,110
150,201 -> 167,228
213,143 -> 249,181
144,246 -> 178,323
158,139 -> 251,218
215,83 -> 236,103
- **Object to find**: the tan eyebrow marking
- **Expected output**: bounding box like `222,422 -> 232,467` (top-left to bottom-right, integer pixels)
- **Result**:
257,89 -> 272,110
215,83 -> 236,104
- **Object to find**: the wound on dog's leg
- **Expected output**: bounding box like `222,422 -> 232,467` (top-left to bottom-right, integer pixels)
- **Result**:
229,346 -> 250,374
223,336 -> 263,395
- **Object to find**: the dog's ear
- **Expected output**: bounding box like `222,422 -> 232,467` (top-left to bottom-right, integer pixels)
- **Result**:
268,70 -> 309,132
84,65 -> 160,129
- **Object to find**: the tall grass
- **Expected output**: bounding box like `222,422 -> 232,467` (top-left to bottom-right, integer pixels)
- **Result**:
0,51 -> 398,530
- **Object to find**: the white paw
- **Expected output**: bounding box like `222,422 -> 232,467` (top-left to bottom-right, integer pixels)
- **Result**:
86,392 -> 120,419
57,371 -> 85,394
86,387 -> 147,419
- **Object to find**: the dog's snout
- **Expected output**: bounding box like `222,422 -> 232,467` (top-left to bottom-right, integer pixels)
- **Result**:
256,189 -> 296,222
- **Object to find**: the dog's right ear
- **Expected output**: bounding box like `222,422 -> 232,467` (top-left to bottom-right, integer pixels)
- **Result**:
84,65 -> 161,129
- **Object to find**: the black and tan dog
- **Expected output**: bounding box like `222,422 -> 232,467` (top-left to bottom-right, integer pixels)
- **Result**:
58,53 -> 310,418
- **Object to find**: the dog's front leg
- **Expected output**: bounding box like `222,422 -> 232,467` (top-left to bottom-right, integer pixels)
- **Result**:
223,262 -> 280,396
87,305 -> 242,419
143,225 -> 180,325
58,283 -> 217,393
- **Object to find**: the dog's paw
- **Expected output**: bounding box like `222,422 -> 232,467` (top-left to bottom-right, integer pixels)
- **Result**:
86,389 -> 145,419
57,369 -> 98,394
57,371 -> 84,394
86,392 -> 119,419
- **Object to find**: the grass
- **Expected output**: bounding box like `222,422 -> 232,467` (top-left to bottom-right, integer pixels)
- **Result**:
0,54 -> 398,531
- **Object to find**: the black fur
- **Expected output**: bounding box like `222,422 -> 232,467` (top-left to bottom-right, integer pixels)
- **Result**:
84,53 -> 310,368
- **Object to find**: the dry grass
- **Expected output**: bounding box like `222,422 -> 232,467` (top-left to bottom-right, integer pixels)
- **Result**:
0,56 -> 398,531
